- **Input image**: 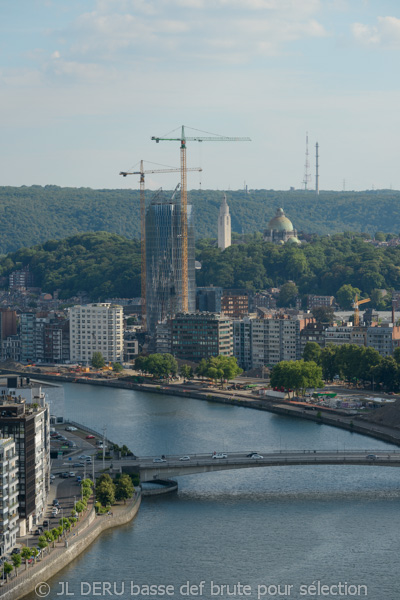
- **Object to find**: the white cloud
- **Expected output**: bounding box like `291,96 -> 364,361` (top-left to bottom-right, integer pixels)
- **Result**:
352,16 -> 400,48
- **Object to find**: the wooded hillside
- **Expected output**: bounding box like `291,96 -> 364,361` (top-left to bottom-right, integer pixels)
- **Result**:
1,185 -> 400,254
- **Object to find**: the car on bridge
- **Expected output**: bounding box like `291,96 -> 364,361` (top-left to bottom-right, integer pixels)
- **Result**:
251,454 -> 263,459
366,454 -> 378,460
153,458 -> 166,463
212,453 -> 228,459
179,456 -> 191,461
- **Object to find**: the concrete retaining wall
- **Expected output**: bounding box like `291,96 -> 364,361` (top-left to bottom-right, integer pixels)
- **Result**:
141,480 -> 178,496
1,493 -> 141,600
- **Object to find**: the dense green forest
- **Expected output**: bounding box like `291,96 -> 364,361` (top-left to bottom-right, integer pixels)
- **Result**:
1,185 -> 400,254
2,230 -> 400,304
3,232 -> 141,300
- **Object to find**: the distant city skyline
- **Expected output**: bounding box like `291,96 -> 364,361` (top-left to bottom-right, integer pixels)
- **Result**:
1,1 -> 400,191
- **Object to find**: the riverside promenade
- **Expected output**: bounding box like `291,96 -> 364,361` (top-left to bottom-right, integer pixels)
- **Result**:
0,492 -> 141,600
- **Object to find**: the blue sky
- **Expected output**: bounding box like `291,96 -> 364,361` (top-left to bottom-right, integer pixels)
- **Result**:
1,0 -> 400,191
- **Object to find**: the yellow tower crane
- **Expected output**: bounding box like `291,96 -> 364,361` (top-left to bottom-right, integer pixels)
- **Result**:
152,126 -> 251,312
353,295 -> 371,326
119,161 -> 202,330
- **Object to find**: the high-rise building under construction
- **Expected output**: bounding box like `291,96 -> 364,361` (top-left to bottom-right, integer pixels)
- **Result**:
145,190 -> 196,334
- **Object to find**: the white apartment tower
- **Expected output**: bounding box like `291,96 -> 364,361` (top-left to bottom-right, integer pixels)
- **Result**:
69,303 -> 123,364
218,194 -> 231,250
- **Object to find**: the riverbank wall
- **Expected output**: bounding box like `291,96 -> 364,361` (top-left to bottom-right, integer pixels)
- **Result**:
2,369 -> 400,448
2,493 -> 141,600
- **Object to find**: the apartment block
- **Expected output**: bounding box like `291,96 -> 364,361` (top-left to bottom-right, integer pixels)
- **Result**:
234,313 -> 314,369
367,324 -> 400,357
307,295 -> 335,309
325,325 -> 367,347
171,313 -> 233,361
69,303 -> 123,364
221,289 -> 250,319
0,378 -> 50,534
0,437 -> 19,556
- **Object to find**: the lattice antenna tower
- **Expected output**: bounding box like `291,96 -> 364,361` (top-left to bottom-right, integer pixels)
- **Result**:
302,132 -> 311,191
315,142 -> 319,195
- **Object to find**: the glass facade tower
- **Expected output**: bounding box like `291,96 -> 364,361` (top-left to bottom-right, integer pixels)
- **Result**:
146,194 -> 195,334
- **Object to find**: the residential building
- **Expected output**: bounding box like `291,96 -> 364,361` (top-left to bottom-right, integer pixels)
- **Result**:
69,303 -> 123,364
0,378 -> 50,535
367,324 -> 400,357
325,325 -> 367,348
234,313 -> 314,369
196,287 -> 223,313
299,322 -> 327,356
171,313 -> 233,361
0,437 -> 19,557
1,335 -> 21,362
221,289 -> 250,319
20,312 -> 70,363
217,194 -> 231,250
155,321 -> 172,355
307,295 -> 335,309
9,266 -> 35,289
146,192 -> 195,334
124,331 -> 139,362
0,309 -> 17,340
233,317 -> 254,371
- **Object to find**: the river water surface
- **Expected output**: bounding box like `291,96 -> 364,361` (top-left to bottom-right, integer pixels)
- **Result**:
24,383 -> 400,600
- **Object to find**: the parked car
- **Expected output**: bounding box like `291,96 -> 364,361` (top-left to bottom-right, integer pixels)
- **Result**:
43,520 -> 49,527
11,547 -> 20,555
52,499 -> 59,506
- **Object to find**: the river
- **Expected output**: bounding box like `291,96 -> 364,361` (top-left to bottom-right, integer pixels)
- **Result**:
25,382 -> 400,600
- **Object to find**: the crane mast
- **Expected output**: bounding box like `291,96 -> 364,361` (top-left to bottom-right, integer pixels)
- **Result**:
152,125 -> 250,312
119,160 -> 201,329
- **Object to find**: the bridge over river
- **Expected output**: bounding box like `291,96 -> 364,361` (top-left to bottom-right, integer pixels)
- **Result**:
115,449 -> 400,482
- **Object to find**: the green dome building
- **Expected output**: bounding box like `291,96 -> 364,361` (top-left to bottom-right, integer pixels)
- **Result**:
264,208 -> 300,245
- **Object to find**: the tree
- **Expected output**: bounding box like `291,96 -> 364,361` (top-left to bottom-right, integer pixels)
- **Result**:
180,364 -> 193,382
277,282 -> 298,308
393,347 -> 400,364
31,547 -> 39,563
200,355 -> 242,388
21,546 -> 32,570
336,284 -> 361,310
91,351 -> 105,369
11,553 -> 22,575
112,362 -> 123,373
96,474 -> 115,506
312,306 -> 336,325
38,536 -> 49,555
115,474 -> 135,504
2,562 -> 13,582
303,342 -> 322,364
320,345 -> 338,381
270,360 -> 323,397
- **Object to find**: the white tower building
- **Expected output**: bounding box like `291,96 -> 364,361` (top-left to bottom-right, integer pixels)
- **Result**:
69,303 -> 123,363
218,194 -> 231,250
